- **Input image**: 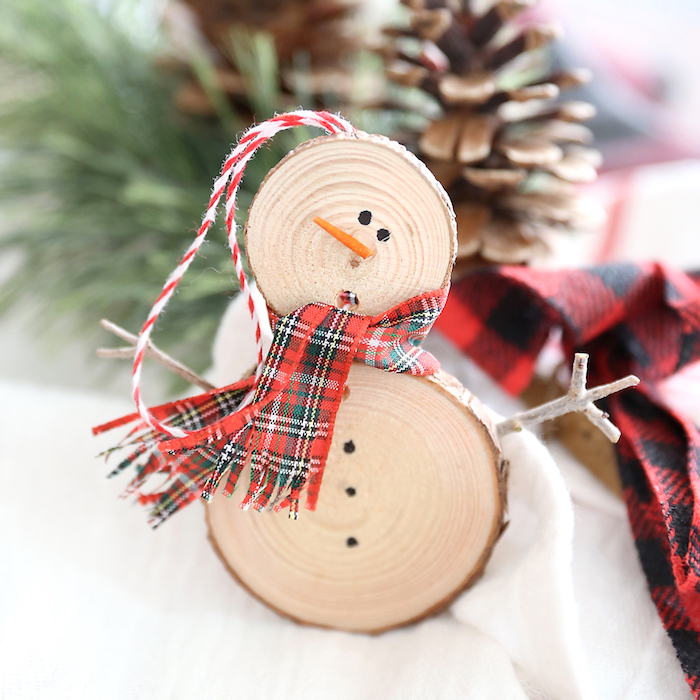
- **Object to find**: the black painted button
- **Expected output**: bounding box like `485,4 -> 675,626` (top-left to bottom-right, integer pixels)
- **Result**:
358,210 -> 372,225
346,537 -> 358,547
343,440 -> 355,454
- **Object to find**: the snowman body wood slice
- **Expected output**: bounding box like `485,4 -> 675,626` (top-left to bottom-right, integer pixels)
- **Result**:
207,132 -> 506,632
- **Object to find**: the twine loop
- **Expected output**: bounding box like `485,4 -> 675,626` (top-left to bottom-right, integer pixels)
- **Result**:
132,110 -> 356,438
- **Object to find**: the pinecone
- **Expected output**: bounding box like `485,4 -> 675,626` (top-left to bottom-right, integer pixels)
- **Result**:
382,0 -> 604,268
168,0 -> 359,118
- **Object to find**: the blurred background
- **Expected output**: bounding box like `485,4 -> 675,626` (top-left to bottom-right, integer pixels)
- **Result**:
1,0 -> 699,400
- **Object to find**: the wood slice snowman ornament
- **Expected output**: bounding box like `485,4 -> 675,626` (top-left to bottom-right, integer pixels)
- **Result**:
95,111 -> 638,633
214,130 -> 504,631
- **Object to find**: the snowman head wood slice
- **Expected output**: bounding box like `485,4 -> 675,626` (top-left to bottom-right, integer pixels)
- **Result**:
245,132 -> 455,317
206,130 -> 506,632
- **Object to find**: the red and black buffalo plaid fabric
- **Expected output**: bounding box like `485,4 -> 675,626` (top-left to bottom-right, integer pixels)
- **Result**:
95,288 -> 447,527
437,263 -> 700,696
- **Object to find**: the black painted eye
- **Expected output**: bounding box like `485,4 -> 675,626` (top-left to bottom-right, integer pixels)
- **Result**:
376,228 -> 390,242
358,210 -> 372,225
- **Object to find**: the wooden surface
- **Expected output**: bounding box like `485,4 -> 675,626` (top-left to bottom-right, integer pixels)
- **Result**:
245,132 -> 457,317
207,364 -> 505,632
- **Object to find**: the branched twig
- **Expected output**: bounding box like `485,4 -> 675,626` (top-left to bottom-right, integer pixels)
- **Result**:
97,319 -> 216,392
496,353 -> 639,442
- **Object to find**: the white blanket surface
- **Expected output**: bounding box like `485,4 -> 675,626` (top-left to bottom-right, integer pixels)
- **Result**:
0,297 -> 691,699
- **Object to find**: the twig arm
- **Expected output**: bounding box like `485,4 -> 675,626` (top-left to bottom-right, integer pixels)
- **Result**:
96,346 -> 135,360
496,353 -> 639,443
97,319 -> 216,392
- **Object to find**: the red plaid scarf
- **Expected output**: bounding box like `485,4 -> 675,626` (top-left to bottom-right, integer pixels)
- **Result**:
95,288 -> 447,526
436,263 -> 700,697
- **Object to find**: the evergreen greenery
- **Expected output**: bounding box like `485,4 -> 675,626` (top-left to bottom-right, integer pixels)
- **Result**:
0,0 -> 323,380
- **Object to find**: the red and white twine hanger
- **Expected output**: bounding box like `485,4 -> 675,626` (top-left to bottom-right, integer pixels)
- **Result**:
132,110 -> 357,438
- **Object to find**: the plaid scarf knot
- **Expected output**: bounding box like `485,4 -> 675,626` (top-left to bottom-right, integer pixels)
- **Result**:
95,288 -> 448,527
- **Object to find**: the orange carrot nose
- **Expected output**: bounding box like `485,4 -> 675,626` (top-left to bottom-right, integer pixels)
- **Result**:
313,216 -> 375,259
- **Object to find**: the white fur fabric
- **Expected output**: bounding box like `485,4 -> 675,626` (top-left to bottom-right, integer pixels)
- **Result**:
0,293 -> 690,699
